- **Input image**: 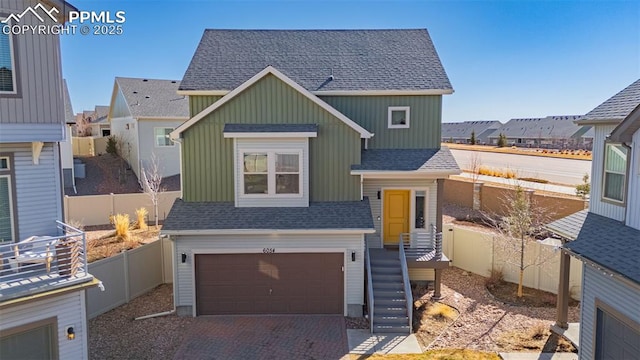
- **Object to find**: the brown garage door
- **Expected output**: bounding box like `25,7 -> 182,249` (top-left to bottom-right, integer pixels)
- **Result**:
195,253 -> 344,315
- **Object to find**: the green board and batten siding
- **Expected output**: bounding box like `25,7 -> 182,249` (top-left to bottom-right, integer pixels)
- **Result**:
321,95 -> 442,149
182,74 -> 361,202
189,96 -> 224,116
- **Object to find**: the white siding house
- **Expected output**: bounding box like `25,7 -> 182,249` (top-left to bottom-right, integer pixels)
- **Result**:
0,1 -> 97,359
108,77 -> 189,180
548,79 -> 640,360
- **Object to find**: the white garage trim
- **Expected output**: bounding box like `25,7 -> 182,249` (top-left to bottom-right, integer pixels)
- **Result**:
189,248 -> 348,317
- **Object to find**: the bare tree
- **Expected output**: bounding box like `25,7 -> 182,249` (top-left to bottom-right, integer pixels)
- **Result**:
141,154 -> 165,228
468,152 -> 483,184
485,185 -> 555,297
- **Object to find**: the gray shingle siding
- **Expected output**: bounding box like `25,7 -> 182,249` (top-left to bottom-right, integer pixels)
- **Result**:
163,198 -> 374,231
180,29 -> 452,92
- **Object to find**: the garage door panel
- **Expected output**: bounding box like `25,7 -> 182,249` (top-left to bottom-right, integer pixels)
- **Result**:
195,253 -> 344,315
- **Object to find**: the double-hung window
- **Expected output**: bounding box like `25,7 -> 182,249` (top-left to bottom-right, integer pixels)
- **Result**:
242,151 -> 301,196
0,20 -> 17,94
154,127 -> 174,147
602,143 -> 628,203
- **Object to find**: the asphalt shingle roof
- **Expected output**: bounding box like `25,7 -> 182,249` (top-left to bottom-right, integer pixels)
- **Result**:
546,210 -> 640,285
441,121 -> 501,143
162,198 -> 375,231
180,29 -> 452,92
115,77 -> 189,119
489,115 -> 586,139
223,123 -> 318,133
351,147 -> 460,172
584,79 -> 640,121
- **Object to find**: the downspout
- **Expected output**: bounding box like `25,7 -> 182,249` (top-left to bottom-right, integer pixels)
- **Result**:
360,174 -> 363,201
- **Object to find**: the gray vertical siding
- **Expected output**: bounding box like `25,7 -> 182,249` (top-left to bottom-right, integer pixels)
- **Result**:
589,124 -> 626,221
320,95 -> 442,149
363,178 -> 438,247
626,130 -> 639,230
0,1 -> 64,131
0,143 -> 63,238
579,265 -> 640,360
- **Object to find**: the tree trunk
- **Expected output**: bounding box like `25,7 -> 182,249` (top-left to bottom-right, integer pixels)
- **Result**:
518,270 -> 524,297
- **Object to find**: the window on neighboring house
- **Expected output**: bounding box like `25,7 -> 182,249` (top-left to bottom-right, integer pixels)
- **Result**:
603,143 -> 628,203
154,127 -> 174,147
388,106 -> 410,129
242,151 -> 301,196
0,156 -> 15,243
0,22 -> 17,94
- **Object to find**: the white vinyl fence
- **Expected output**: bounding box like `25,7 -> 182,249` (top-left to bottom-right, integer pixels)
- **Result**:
65,191 -> 180,226
86,238 -> 173,319
442,224 -> 583,300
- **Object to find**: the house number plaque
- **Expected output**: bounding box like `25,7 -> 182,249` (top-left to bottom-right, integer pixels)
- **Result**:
262,248 -> 275,253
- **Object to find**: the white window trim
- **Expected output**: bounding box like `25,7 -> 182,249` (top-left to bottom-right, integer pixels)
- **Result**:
0,174 -> 15,243
0,156 -> 9,170
239,149 -> 304,199
602,142 -> 628,204
388,106 -> 410,129
154,127 -> 175,147
0,18 -> 18,95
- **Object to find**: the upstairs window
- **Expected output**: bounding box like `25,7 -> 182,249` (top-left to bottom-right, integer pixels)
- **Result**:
602,143 -> 628,203
154,127 -> 174,147
0,22 -> 17,94
242,151 -> 301,196
0,156 -> 15,243
388,106 -> 410,129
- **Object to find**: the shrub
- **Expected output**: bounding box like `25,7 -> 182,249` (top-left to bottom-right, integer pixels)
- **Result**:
106,136 -> 118,156
575,173 -> 590,199
135,208 -> 148,230
497,133 -> 507,147
426,303 -> 457,321
529,322 -> 548,340
485,268 -> 505,290
112,213 -> 130,241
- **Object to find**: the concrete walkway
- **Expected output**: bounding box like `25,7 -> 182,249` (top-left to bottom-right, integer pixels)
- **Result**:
346,329 -> 422,355
551,323 -> 580,349
499,352 -> 578,360
456,173 -> 578,196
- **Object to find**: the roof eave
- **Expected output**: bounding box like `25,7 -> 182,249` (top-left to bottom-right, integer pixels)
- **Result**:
574,118 -> 622,126
161,228 -> 376,236
351,169 -> 461,178
609,104 -> 640,143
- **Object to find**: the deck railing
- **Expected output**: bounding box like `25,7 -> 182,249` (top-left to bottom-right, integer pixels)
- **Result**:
399,225 -> 443,260
398,237 -> 413,334
0,221 -> 87,296
365,245 -> 375,333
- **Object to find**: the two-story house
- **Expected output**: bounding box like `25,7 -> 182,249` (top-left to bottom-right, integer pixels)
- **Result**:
0,1 -> 97,358
547,79 -> 640,359
161,29 -> 460,333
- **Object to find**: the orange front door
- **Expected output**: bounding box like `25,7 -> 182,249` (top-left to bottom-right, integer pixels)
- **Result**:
383,190 -> 410,246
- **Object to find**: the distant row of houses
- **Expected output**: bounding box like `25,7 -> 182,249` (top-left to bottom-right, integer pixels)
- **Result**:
442,115 -> 594,149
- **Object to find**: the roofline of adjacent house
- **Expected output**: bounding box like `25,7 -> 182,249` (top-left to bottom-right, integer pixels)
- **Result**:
562,247 -> 640,291
137,116 -> 190,121
176,89 -> 454,96
574,118 -> 622,125
350,170 -> 461,178
0,277 -> 99,309
609,103 -> 640,143
161,228 -> 376,236
171,66 -> 375,140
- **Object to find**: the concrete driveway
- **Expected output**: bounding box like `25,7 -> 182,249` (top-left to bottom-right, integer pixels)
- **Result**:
173,315 -> 348,360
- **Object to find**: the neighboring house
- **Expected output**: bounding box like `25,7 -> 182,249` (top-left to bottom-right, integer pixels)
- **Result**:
441,120 -> 501,144
547,78 -> 640,359
75,105 -> 109,137
162,29 -> 460,333
61,79 -> 76,190
0,1 -> 97,359
108,77 -> 189,179
487,115 -> 590,148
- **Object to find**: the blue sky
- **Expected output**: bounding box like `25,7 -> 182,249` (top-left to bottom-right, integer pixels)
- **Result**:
61,0 -> 640,123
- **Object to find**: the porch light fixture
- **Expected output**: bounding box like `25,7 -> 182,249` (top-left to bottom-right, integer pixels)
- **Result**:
181,253 -> 187,263
351,251 -> 356,262
66,326 -> 75,340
